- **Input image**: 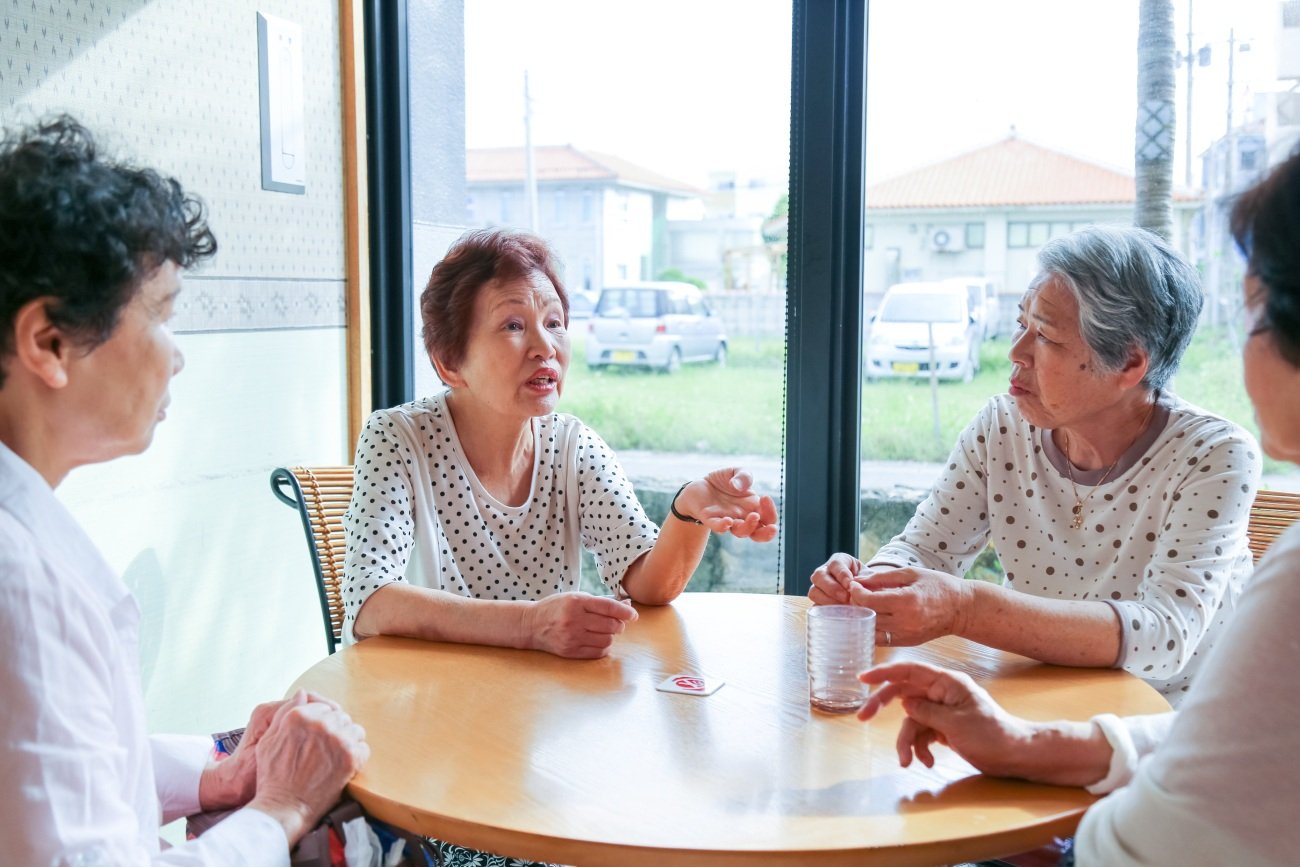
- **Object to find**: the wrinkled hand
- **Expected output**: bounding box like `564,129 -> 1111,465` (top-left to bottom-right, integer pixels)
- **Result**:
525,591 -> 638,659
847,566 -> 973,645
808,552 -> 868,605
199,696 -> 325,810
248,690 -> 369,845
675,468 -> 778,541
857,661 -> 1033,775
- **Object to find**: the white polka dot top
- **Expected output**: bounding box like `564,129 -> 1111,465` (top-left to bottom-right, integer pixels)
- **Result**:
873,393 -> 1261,704
341,392 -> 660,644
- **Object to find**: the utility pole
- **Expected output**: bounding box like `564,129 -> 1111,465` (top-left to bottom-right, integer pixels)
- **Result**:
524,71 -> 539,232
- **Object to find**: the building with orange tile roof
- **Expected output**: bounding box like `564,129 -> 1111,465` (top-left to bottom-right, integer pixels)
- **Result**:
864,135 -> 1201,332
466,145 -> 701,293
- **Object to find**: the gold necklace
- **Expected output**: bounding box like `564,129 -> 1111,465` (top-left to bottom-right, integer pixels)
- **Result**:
1062,402 -> 1156,530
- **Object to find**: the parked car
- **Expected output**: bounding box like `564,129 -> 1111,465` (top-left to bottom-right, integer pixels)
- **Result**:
865,281 -> 983,382
942,276 -> 1000,340
586,282 -> 727,373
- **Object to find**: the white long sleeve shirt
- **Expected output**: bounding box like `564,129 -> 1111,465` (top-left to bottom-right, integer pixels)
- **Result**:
1075,522 -> 1300,865
873,393 -> 1260,702
0,442 -> 287,867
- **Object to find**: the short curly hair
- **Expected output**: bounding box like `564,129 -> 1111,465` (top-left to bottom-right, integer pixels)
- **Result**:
0,115 -> 217,387
420,228 -> 567,370
1231,147 -> 1300,368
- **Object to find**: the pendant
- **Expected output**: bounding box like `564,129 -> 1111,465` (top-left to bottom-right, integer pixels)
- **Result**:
1071,502 -> 1084,530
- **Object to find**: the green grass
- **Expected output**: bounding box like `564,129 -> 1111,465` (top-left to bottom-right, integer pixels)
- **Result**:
557,333 -> 786,455
1172,327 -> 1255,429
558,328 -> 1285,471
1174,326 -> 1289,476
860,339 -> 1013,461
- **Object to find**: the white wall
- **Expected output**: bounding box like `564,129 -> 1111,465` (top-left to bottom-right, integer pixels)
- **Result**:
602,188 -> 655,282
866,203 -> 1134,313
58,330 -> 349,733
3,0 -> 353,736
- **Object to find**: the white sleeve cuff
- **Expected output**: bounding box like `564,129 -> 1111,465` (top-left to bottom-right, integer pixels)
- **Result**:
1085,714 -> 1140,795
151,733 -> 215,822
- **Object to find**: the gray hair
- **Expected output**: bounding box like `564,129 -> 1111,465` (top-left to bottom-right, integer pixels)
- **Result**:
1036,226 -> 1202,391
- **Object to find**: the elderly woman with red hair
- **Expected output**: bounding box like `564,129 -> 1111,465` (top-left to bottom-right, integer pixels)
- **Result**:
342,228 -> 777,657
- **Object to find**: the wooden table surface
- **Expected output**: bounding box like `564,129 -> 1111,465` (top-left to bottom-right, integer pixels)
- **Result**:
289,593 -> 1170,866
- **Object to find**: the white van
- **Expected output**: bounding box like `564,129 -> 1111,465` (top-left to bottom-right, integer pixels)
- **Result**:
865,281 -> 983,382
942,276 -> 1000,340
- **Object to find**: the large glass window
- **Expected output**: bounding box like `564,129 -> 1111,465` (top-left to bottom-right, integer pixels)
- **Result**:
859,0 -> 1299,573
407,0 -> 792,594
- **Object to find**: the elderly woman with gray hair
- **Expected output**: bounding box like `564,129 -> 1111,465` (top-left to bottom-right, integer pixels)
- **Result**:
811,226 -> 1260,705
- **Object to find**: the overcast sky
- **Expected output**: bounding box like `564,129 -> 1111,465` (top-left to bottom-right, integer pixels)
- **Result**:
463,0 -> 1282,190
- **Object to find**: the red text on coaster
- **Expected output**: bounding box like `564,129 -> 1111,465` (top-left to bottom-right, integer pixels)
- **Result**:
655,673 -> 724,696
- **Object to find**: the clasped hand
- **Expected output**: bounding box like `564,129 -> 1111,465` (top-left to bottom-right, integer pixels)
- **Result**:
524,591 -> 638,659
200,689 -> 369,845
808,554 -> 974,645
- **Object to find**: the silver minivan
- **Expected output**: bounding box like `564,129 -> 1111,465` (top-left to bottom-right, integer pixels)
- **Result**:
586,282 -> 727,373
865,281 -> 983,382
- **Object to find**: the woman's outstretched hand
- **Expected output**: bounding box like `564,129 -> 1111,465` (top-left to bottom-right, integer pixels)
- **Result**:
674,468 -> 778,541
858,661 -> 1113,787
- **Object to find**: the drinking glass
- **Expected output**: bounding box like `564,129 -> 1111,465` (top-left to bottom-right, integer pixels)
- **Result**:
806,605 -> 876,713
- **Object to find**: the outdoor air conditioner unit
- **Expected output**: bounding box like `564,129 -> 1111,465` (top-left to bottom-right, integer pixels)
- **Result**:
928,226 -> 965,253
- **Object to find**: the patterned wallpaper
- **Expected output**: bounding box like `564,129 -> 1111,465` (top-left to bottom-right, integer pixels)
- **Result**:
0,0 -> 347,331
174,275 -> 345,333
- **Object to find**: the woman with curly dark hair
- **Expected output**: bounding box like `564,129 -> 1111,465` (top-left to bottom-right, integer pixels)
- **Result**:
0,117 -> 369,865
855,149 -> 1300,865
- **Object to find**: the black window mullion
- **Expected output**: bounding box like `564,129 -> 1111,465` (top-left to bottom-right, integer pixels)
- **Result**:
783,0 -> 868,595
365,0 -> 414,410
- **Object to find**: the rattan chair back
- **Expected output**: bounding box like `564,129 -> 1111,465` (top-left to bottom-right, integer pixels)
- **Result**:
270,465 -> 354,654
1247,489 -> 1300,563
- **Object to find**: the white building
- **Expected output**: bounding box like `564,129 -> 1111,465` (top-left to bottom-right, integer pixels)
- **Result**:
865,136 -> 1201,331
466,146 -> 699,293
662,170 -> 786,292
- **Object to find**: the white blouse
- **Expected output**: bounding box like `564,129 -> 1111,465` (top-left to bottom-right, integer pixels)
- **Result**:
342,393 -> 660,643
873,393 -> 1260,702
0,442 -> 287,866
1075,522 -> 1300,865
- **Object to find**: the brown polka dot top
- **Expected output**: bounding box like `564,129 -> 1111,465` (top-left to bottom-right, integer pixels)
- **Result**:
874,393 -> 1261,705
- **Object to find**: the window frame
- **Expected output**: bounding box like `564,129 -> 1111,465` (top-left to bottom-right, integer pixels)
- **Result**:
361,0 -> 869,595
783,0 -> 869,594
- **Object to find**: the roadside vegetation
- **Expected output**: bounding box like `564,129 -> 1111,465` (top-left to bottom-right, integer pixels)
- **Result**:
559,328 -> 1291,476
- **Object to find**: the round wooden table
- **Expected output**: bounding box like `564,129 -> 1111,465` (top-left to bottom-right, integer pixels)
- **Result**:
289,593 -> 1170,866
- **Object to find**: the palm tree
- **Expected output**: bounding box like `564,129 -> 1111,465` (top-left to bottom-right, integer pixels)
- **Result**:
1135,0 -> 1176,240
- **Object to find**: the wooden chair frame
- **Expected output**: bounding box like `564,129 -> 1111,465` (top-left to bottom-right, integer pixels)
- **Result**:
1247,489 -> 1300,563
270,466 -> 354,654
261,472 -> 1294,653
